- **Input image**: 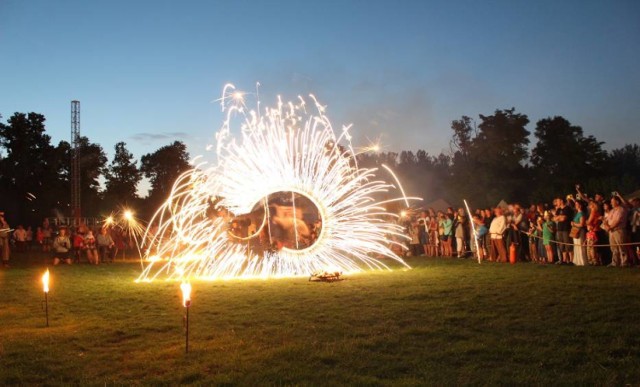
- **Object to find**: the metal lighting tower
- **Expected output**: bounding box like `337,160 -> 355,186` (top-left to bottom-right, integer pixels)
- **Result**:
71,100 -> 81,224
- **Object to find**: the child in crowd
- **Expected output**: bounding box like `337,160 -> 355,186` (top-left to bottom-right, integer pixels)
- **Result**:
52,227 -> 72,265
541,212 -> 555,264
85,230 -> 99,264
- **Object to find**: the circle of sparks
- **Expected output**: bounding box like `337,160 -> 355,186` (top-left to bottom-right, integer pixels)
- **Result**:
138,84 -> 412,281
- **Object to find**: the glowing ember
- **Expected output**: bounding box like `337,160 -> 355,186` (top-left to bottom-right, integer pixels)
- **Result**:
42,269 -> 49,293
138,84 -> 414,281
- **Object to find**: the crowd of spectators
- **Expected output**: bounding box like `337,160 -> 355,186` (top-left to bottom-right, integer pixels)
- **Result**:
0,216 -> 132,267
400,188 -> 640,267
1,187 -> 639,269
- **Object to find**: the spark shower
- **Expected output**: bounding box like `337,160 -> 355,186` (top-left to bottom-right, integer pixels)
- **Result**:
137,85 -> 415,281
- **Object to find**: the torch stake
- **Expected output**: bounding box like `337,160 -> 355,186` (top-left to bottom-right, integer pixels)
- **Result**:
44,292 -> 49,327
184,301 -> 190,354
180,281 -> 192,354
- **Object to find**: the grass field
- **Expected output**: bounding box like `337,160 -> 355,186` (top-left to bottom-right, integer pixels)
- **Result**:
1,254 -> 639,385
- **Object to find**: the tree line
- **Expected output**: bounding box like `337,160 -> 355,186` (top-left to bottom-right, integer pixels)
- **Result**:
357,108 -> 639,208
2,108 -> 639,225
0,112 -> 191,225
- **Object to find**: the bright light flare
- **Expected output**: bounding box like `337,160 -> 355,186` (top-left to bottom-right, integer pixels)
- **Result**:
123,210 -> 134,221
103,208 -> 147,259
233,91 -> 244,101
42,269 -> 49,293
180,282 -> 192,307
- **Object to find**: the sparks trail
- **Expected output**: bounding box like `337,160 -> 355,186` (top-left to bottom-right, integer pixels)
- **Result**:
138,84 -> 417,282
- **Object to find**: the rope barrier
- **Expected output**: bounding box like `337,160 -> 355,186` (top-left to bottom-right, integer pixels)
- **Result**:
415,231 -> 639,249
409,232 -> 639,261
504,229 -> 640,248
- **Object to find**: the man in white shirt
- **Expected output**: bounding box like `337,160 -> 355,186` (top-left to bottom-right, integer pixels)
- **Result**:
489,207 -> 507,262
13,225 -> 27,253
603,195 -> 628,267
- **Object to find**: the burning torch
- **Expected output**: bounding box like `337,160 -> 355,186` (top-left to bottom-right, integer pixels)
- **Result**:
180,281 -> 192,354
42,269 -> 50,327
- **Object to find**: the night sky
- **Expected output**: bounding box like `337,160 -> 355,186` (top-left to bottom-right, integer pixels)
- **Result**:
1,0 -> 638,165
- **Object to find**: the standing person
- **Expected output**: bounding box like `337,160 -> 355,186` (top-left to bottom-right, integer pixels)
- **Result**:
483,208 -> 494,260
511,204 -> 529,261
42,219 -> 52,253
472,214 -> 488,261
96,228 -> 115,263
427,209 -> 438,256
619,195 -> 639,265
408,222 -> 422,257
0,212 -> 10,267
603,195 -> 629,267
571,200 -> 587,266
489,207 -> 507,262
528,217 -> 540,263
26,226 -> 33,251
417,211 -> 429,257
52,227 -> 72,265
35,226 -> 44,250
454,208 -> 468,258
630,198 -> 640,263
72,229 -> 85,263
553,197 -> 573,264
439,212 -> 453,257
540,212 -> 555,264
13,225 -> 27,253
585,200 -> 602,265
599,202 -> 613,265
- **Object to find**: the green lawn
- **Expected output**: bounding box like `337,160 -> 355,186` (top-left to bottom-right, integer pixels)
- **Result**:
1,255 -> 639,385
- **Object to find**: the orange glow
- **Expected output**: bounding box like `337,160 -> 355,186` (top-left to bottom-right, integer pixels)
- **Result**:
42,269 -> 50,293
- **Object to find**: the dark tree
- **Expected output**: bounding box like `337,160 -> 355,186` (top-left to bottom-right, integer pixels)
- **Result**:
140,141 -> 191,210
530,116 -> 607,200
450,115 -> 475,157
448,109 -> 530,207
399,150 -> 417,167
600,144 -> 640,195
448,116 -> 476,204
0,112 -> 61,223
104,142 -> 142,207
474,108 -> 530,172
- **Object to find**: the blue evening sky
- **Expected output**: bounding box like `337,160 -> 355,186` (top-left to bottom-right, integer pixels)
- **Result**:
1,0 -> 639,171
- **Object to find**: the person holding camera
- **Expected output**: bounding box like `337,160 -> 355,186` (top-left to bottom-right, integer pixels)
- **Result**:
52,227 -> 72,265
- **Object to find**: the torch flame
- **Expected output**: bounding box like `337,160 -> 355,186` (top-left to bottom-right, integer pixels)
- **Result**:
42,269 -> 50,293
180,282 -> 192,307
